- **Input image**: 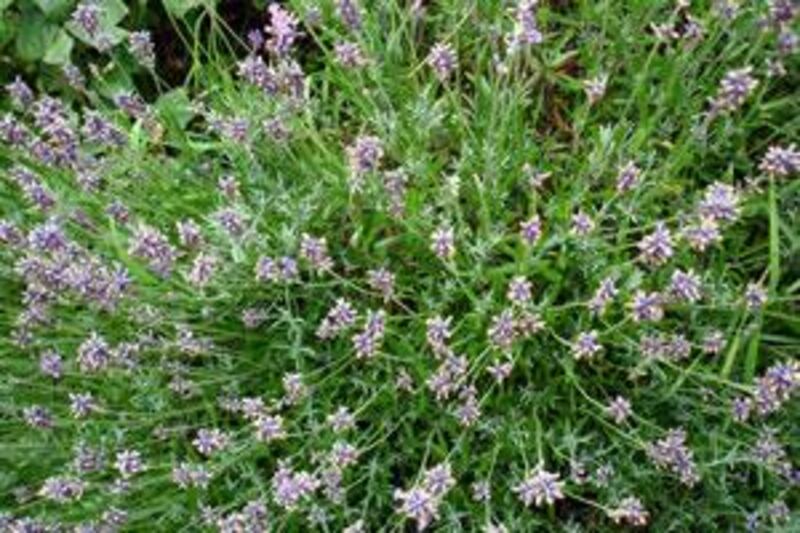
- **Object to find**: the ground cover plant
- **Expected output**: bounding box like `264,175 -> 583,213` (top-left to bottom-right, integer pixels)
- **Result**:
1,0 -> 799,531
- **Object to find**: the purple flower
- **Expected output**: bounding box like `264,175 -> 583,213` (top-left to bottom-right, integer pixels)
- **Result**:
507,276 -> 532,305
608,497 -> 650,527
129,225 -> 177,276
508,0 -> 544,52
39,476 -> 86,503
519,215 -> 542,245
346,135 -> 383,189
265,4 -> 301,57
513,466 -> 564,507
629,291 -> 664,322
426,315 -> 453,357
336,0 -> 363,32
606,396 -> 633,423
317,298 -> 357,339
588,276 -> 618,315
129,31 -> 155,68
300,233 -> 334,273
645,428 -> 700,487
428,42 -> 458,81
698,182 -> 740,223
335,41 -> 367,68
186,253 -> 218,287
710,67 -> 758,115
682,216 -> 722,252
76,332 -> 111,373
759,144 -> 800,177
573,330 -> 603,361
488,309 -> 517,351
744,282 -> 767,311
253,414 -> 286,443
669,269 -> 702,302
638,222 -> 674,266
5,76 -> 34,107
193,428 -> 230,456
272,461 -> 320,510
115,449 -> 145,478
72,1 -> 102,37
430,226 -> 456,260
616,161 -> 642,192
570,210 -> 595,236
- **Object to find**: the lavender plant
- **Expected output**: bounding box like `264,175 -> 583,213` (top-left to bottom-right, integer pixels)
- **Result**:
0,1 -> 798,531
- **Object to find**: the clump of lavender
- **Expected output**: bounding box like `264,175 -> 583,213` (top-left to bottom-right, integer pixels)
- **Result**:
507,0 -> 544,52
426,315 -> 453,358
488,309 -> 517,351
645,428 -> 700,487
335,41 -> 368,68
519,215 -> 543,245
129,225 -> 177,277
638,222 -> 674,266
698,182 -> 740,223
744,282 -> 767,311
193,428 -> 230,457
71,1 -> 102,37
272,461 -> 320,510
129,31 -> 156,69
300,233 -> 334,273
265,4 -> 301,57
39,477 -> 86,504
253,414 -> 286,443
427,42 -> 458,82
751,360 -> 799,417
588,276 -> 618,315
6,76 -> 34,108
669,269 -> 702,303
394,462 -> 456,530
759,144 -> 800,177
506,276 -> 532,306
430,225 -> 456,260
606,396 -> 633,424
172,462 -> 212,489
709,67 -> 758,115
572,330 -> 603,361
616,161 -> 642,192
608,497 -> 650,527
513,465 -> 564,507
346,135 -> 383,190
571,210 -> 595,236
352,309 -> 387,359
629,290 -> 665,322
114,449 -> 145,478
186,253 -> 218,288
317,298 -> 357,339
76,332 -> 111,373
336,0 -> 363,32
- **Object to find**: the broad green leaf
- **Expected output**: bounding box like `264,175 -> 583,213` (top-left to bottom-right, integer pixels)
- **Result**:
15,12 -> 59,62
33,0 -> 75,17
156,88 -> 195,129
43,29 -> 74,65
162,0 -> 204,18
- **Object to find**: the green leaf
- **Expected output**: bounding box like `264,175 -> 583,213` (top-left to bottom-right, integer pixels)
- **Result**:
0,0 -> 13,13
155,88 -> 195,129
33,0 -> 75,17
43,29 -> 74,65
15,11 -> 59,62
162,0 -> 204,18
